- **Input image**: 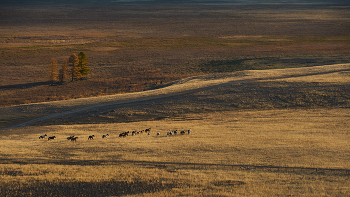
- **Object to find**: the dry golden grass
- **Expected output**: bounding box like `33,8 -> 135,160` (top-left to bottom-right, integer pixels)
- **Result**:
1,108 -> 349,196
2,108 -> 350,168
1,2 -> 350,195
1,69 -> 350,195
1,63 -> 350,129
1,163 -> 349,196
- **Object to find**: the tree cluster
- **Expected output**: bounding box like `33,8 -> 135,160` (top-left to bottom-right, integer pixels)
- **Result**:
49,52 -> 90,84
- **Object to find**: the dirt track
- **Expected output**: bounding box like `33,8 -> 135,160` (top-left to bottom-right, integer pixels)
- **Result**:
1,64 -> 350,131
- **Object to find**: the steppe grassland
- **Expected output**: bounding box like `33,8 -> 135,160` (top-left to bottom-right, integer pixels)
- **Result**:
1,164 -> 349,197
2,107 -> 350,167
1,65 -> 350,196
1,107 -> 350,196
2,64 -> 350,165
1,3 -> 349,106
1,2 -> 350,195
1,63 -> 350,130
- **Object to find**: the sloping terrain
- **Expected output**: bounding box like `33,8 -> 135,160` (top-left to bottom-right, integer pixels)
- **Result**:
1,1 -> 349,107
1,64 -> 350,196
1,63 -> 350,130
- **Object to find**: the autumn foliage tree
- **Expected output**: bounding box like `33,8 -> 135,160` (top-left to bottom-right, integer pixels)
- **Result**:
49,58 -> 58,84
69,53 -> 81,81
51,52 -> 90,83
78,52 -> 90,77
59,59 -> 69,83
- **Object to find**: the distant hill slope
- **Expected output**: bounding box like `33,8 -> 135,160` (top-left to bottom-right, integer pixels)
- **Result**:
1,63 -> 349,130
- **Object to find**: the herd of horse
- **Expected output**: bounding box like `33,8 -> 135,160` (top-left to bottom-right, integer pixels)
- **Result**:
119,128 -> 151,137
38,127 -> 191,142
39,134 -> 108,141
167,129 -> 191,136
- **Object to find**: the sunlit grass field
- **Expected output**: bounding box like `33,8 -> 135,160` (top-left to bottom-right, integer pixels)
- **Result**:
1,64 -> 350,196
1,1 -> 350,195
1,108 -> 349,196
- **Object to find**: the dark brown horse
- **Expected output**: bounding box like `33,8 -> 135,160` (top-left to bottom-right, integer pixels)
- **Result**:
119,132 -> 128,137
71,137 -> 78,142
67,136 -> 74,140
48,136 -> 56,140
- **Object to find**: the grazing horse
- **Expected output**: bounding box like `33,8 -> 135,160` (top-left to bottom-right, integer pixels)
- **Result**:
180,130 -> 185,135
188,129 -> 191,134
88,135 -> 95,140
145,128 -> 151,133
67,136 -> 74,140
119,131 -> 129,137
48,136 -> 56,140
119,132 -> 128,137
71,137 -> 78,142
157,132 -> 160,136
102,134 -> 109,138
39,134 -> 47,139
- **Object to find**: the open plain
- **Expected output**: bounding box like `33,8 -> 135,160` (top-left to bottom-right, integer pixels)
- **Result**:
1,65 -> 350,196
1,0 -> 350,106
1,0 -> 350,196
